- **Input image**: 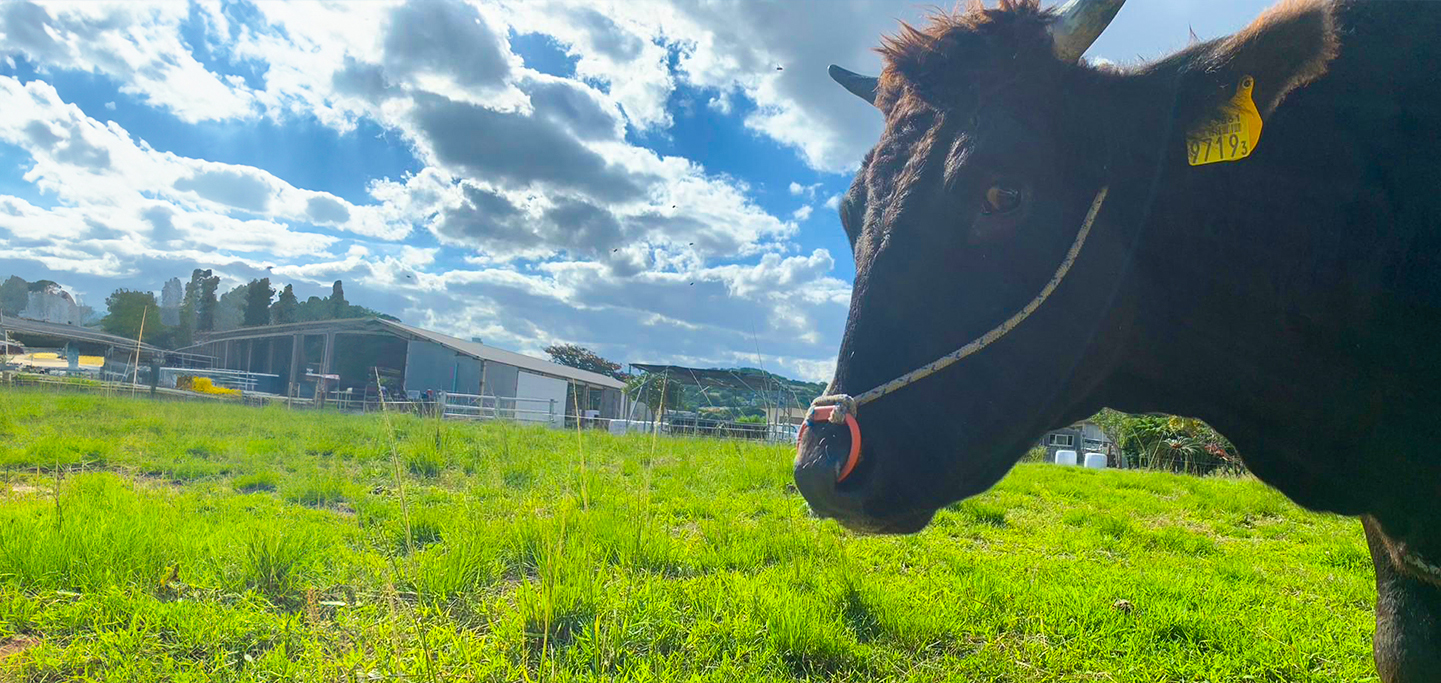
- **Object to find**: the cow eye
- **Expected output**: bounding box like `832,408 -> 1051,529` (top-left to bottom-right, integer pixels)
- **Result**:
981,184 -> 1022,215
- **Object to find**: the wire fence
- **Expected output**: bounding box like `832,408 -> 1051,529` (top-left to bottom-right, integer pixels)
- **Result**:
2,372 -> 801,445
437,392 -> 560,426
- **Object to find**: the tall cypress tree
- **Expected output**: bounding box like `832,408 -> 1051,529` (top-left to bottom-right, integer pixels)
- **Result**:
328,280 -> 348,319
195,270 -> 220,332
242,278 -> 275,327
271,284 -> 299,324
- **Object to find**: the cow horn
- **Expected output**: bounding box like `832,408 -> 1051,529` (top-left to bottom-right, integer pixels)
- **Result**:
828,64 -> 878,106
1049,0 -> 1126,63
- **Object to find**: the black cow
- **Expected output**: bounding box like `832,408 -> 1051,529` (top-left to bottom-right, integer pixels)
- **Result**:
794,1 -> 1441,679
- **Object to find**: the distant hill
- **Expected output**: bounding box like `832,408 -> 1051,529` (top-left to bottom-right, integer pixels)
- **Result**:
668,366 -> 826,418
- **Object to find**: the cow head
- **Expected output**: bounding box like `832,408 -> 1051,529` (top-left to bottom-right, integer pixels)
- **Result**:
796,0 -> 1339,533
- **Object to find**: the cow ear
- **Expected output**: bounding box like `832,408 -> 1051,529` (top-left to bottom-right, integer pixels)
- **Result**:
1174,0 -> 1338,126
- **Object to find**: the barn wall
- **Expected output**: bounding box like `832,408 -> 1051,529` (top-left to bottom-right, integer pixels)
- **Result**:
600,388 -> 621,419
403,340 -> 482,394
454,355 -> 483,393
482,361 -> 519,398
516,371 -> 567,428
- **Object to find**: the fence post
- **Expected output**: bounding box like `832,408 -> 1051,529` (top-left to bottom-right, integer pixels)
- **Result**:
438,391 -> 447,419
549,398 -> 556,428
148,354 -> 161,397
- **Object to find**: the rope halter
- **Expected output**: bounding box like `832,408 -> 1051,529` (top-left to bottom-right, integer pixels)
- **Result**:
801,186 -> 1111,482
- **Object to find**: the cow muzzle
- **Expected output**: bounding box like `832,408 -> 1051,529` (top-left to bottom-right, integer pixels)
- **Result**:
797,402 -> 961,533
793,408 -> 866,522
796,405 -> 861,483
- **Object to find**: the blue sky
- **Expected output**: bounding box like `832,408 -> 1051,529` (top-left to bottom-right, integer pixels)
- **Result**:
0,0 -> 1275,381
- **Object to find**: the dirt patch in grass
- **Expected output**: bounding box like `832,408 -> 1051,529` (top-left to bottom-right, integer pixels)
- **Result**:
0,635 -> 38,660
127,471 -> 187,490
4,483 -> 44,496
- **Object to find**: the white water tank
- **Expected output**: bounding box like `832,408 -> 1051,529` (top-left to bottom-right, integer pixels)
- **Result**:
1055,449 -> 1078,466
1084,452 -> 1107,469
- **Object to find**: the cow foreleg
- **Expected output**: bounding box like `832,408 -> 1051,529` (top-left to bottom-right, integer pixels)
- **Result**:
1364,515 -> 1441,683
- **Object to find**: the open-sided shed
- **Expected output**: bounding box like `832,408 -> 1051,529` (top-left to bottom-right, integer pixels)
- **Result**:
1,312 -> 213,380
184,318 -> 628,422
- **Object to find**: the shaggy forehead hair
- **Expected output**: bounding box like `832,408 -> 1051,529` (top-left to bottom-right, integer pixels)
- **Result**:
853,1 -> 1072,254
874,0 -> 1066,112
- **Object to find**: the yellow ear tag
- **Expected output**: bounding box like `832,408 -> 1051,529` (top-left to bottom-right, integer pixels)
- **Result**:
1185,76 -> 1262,166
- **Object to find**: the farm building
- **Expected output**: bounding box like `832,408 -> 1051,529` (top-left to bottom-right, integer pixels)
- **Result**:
0,312 -> 210,379
183,318 -> 628,425
2,313 -> 161,361
1040,420 -> 1111,463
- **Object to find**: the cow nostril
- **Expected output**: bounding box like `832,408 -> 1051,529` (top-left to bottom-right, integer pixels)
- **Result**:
795,421 -> 842,471
797,407 -> 863,483
794,419 -> 862,506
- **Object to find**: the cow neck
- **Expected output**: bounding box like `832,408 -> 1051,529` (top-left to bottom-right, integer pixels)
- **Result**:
809,184 -> 1111,425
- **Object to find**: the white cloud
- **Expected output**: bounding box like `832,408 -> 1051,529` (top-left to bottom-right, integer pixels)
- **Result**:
0,77 -> 412,241
789,181 -> 822,201
495,0 -> 676,130
791,205 -> 813,222
656,0 -> 904,173
472,0 -> 904,173
824,193 -> 842,210
0,2 -> 256,123
707,92 -> 732,115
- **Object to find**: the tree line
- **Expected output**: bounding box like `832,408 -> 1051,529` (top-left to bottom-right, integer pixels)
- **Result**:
3,271 -> 397,350
102,271 -> 399,349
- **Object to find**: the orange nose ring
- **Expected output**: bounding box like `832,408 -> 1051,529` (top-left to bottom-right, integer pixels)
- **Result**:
798,406 -> 862,483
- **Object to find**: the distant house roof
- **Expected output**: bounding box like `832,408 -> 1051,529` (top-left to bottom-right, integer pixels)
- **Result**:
190,317 -> 626,390
1044,421 -> 1111,442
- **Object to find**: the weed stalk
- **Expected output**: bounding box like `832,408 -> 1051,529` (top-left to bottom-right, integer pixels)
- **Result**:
373,368 -> 436,682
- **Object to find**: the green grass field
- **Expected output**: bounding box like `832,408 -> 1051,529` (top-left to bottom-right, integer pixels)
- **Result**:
0,388 -> 1377,681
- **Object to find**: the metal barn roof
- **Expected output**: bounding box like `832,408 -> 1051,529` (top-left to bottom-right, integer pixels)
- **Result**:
0,313 -> 166,355
191,317 -> 626,390
384,320 -> 625,389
